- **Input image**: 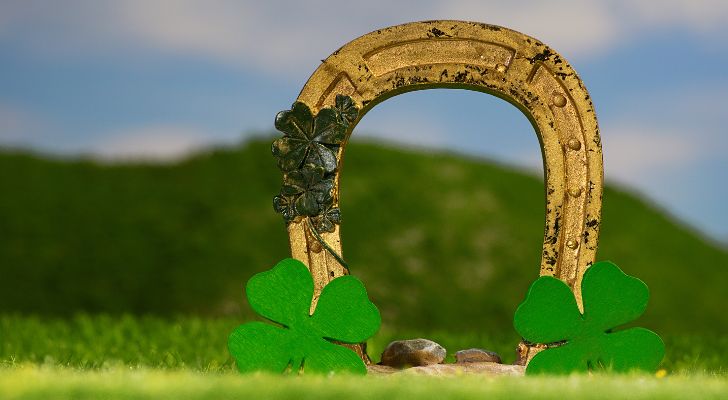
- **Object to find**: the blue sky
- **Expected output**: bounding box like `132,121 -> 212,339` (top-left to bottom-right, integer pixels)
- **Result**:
1,0 -> 727,242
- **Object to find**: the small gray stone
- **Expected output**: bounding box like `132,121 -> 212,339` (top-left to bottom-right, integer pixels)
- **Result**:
380,338 -> 446,368
455,348 -> 502,364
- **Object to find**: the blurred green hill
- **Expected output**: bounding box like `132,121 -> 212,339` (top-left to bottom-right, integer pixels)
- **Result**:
1,138 -> 725,335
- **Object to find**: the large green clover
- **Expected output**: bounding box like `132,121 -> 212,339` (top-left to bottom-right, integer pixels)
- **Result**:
272,99 -> 353,173
228,258 -> 381,374
514,261 -> 665,374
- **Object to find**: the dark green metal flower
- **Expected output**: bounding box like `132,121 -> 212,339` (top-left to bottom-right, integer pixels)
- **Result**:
311,203 -> 341,233
272,100 -> 352,173
333,94 -> 358,126
271,95 -> 358,230
272,194 -> 297,223
278,163 -> 334,217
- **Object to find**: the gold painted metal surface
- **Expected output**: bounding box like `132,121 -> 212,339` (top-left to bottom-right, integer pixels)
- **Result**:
288,20 -> 602,301
282,21 -> 603,360
288,21 -> 603,368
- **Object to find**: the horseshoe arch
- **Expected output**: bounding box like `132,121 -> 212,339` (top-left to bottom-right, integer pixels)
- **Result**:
279,21 -> 603,331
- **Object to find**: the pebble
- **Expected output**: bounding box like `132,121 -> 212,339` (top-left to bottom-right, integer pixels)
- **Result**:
379,338 -> 446,368
455,348 -> 502,364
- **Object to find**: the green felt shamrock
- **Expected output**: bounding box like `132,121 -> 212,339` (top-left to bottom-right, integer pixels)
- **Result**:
514,261 -> 665,374
228,258 -> 381,374
272,100 -> 350,173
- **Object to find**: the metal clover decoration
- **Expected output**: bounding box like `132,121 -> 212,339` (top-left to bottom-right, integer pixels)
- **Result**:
275,163 -> 334,218
228,258 -> 381,374
271,95 -> 357,230
514,261 -> 665,374
272,95 -> 357,174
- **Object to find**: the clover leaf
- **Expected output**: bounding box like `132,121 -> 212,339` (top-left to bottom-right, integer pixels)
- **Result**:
272,100 -> 351,173
311,202 -> 341,233
334,94 -> 358,126
272,194 -> 297,223
514,261 -> 665,374
277,163 -> 334,217
228,258 -> 381,374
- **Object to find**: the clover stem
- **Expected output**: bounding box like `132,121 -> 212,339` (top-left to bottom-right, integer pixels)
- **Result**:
305,217 -> 350,272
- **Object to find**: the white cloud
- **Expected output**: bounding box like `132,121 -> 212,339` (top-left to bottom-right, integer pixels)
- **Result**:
600,83 -> 727,181
0,103 -> 49,146
626,0 -> 728,32
88,124 -> 217,162
2,1 -> 727,75
355,112 -> 450,149
435,0 -> 620,58
0,104 -> 224,158
601,123 -> 701,185
0,104 -> 34,140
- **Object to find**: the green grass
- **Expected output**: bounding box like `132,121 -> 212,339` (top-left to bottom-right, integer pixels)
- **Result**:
1,139 -> 726,337
0,315 -> 726,399
1,315 -> 725,373
2,369 -> 727,400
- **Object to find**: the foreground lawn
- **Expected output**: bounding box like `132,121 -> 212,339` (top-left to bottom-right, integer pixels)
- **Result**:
1,368 -> 727,400
2,314 -> 725,372
1,315 -> 726,399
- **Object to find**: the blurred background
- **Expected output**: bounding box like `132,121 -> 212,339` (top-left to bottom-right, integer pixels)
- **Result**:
1,0 -> 727,340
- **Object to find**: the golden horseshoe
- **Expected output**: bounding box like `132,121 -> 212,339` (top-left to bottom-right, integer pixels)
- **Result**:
278,20 -> 603,359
